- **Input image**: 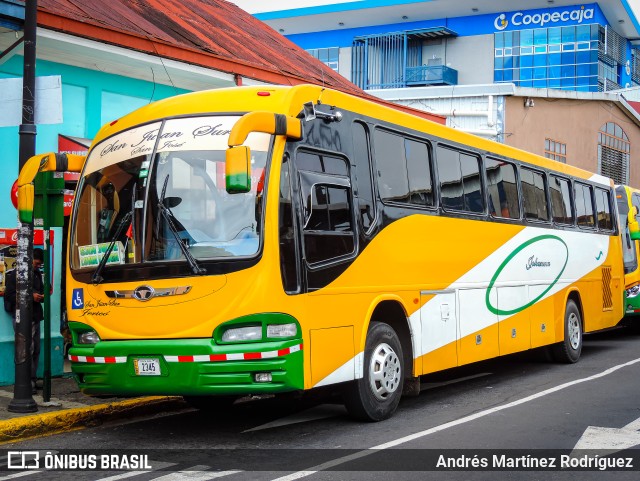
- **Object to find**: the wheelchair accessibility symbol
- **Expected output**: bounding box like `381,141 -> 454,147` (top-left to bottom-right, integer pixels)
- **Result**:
72,288 -> 84,309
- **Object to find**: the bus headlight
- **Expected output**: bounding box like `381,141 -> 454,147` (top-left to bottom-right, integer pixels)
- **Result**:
222,325 -> 262,342
267,323 -> 297,338
77,330 -> 100,345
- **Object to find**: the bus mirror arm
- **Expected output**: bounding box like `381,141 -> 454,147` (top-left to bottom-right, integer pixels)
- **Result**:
17,152 -> 86,223
226,112 -> 302,194
228,112 -> 302,147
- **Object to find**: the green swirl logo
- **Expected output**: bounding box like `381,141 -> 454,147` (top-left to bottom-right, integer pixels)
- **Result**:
486,235 -> 568,316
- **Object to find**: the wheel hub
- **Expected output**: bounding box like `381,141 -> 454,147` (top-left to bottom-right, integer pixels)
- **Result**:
368,342 -> 401,400
568,312 -> 581,350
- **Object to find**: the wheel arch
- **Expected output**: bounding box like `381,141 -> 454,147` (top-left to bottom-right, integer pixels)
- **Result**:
565,288 -> 585,332
362,296 -> 415,379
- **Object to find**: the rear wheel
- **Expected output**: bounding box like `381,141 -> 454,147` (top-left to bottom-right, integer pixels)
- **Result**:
551,299 -> 582,363
344,322 -> 404,422
183,395 -> 236,411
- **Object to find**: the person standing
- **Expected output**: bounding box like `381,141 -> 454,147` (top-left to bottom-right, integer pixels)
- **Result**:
4,248 -> 44,394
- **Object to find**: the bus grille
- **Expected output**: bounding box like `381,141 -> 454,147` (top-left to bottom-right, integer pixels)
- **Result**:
602,266 -> 613,311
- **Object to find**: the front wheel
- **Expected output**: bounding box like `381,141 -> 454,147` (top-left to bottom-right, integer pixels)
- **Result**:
551,299 -> 582,363
343,322 -> 404,422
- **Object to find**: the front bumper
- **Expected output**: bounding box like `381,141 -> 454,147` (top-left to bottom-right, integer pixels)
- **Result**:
68,338 -> 304,396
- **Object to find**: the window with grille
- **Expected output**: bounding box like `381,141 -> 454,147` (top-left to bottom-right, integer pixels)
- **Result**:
545,138 -> 567,163
598,122 -> 630,184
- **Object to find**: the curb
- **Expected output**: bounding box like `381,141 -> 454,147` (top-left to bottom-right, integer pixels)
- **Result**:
0,396 -> 186,444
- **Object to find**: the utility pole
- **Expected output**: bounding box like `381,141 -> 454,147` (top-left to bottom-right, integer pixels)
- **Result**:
9,0 -> 38,414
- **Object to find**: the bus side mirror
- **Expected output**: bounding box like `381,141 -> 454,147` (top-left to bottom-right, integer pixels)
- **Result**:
226,146 -> 251,194
630,207 -> 640,240
17,152 -> 86,222
17,183 -> 35,223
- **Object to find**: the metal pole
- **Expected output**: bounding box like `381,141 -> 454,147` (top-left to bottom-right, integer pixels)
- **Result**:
43,227 -> 51,401
9,0 -> 38,414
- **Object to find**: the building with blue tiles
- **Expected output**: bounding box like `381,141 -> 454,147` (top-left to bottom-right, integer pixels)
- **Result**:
233,1 -> 640,186
234,1 -> 640,92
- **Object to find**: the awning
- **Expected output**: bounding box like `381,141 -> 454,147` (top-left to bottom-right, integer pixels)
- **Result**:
405,27 -> 458,39
354,26 -> 458,42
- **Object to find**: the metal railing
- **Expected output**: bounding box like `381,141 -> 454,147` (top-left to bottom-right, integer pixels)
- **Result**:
405,65 -> 458,86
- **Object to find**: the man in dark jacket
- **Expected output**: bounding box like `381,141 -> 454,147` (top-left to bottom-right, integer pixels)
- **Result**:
4,248 -> 44,394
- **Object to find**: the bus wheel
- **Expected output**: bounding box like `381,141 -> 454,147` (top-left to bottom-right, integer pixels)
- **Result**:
183,395 -> 236,411
344,322 -> 404,422
551,300 -> 582,363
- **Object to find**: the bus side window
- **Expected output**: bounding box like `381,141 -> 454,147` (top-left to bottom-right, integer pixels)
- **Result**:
521,167 -> 549,222
595,187 -> 613,232
486,157 -> 520,219
574,182 -> 595,228
279,154 -> 299,293
352,122 -> 376,233
549,175 -> 574,225
437,146 -> 484,214
296,151 -> 355,266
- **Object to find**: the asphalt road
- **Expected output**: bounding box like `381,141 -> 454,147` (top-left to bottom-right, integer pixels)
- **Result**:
3,326 -> 640,480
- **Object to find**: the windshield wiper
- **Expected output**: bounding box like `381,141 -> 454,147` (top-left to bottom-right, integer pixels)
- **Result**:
92,189 -> 137,284
157,175 -> 206,276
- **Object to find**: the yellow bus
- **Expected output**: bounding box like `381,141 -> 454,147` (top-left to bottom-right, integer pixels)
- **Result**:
19,84 -> 624,421
615,185 -> 640,318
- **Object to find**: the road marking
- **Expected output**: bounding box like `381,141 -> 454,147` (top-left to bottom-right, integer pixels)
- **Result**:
99,461 -> 177,480
244,374 -> 492,433
420,372 -> 492,390
271,356 -> 640,481
0,472 -> 41,481
151,467 -> 240,480
243,405 -> 347,432
572,415 -> 640,455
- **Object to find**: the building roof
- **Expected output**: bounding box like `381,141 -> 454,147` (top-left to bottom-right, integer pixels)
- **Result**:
28,0 -> 443,122
233,1 -> 640,40
35,0 -> 359,92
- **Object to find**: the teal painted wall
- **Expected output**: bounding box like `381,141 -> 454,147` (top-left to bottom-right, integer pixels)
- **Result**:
0,55 -> 189,385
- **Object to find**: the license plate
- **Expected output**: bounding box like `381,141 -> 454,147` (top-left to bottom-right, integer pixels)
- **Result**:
134,358 -> 161,376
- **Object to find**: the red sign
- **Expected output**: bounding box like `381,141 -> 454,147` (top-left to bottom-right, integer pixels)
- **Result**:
0,229 -> 55,295
58,134 -> 90,157
63,190 -> 74,216
0,229 -> 54,246
58,134 -> 88,216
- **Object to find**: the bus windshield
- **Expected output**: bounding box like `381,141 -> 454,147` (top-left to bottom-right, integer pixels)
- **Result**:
70,116 -> 270,274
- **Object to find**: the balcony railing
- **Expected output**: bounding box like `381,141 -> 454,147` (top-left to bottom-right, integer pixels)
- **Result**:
405,65 -> 458,86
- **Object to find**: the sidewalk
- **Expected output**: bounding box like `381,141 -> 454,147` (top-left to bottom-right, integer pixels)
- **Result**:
0,371 -> 186,444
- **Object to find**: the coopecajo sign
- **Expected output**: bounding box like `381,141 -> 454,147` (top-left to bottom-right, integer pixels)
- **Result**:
494,6 -> 595,31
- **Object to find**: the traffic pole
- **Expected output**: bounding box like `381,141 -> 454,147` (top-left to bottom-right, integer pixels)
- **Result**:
9,0 -> 38,414
43,208 -> 51,402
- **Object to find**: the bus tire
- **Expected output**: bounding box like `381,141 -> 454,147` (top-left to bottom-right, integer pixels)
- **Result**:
183,395 -> 236,411
343,322 -> 404,422
551,300 -> 582,363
